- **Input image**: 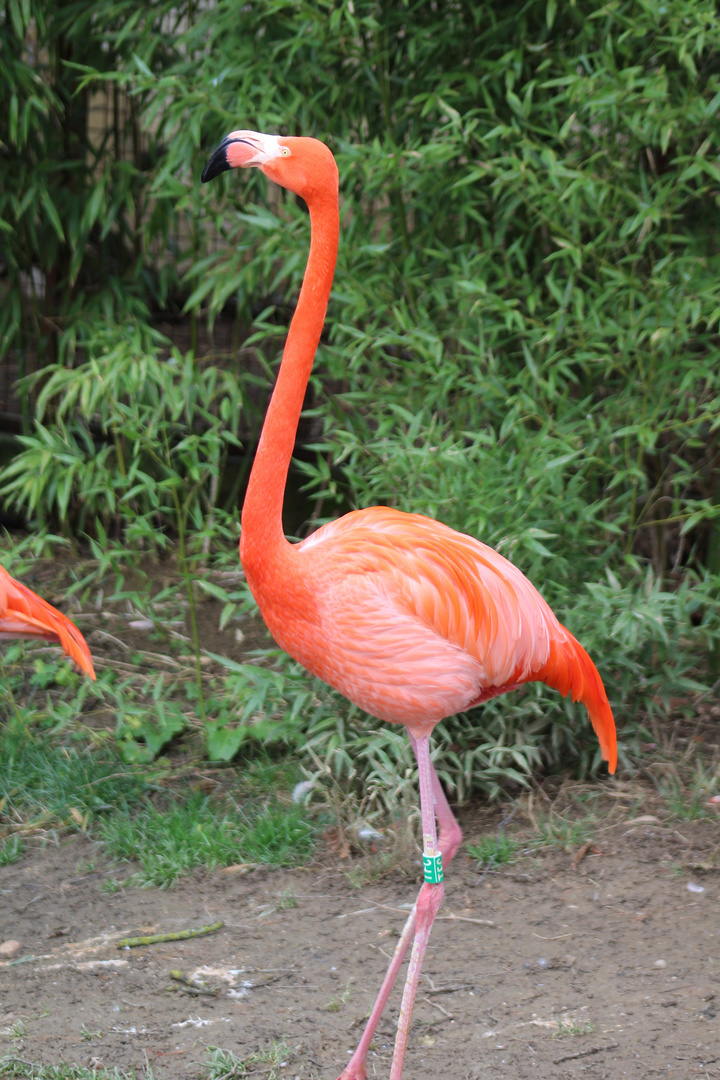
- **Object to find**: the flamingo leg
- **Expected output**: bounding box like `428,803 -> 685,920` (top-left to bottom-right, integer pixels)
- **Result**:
388,735 -> 444,1080
338,735 -> 461,1080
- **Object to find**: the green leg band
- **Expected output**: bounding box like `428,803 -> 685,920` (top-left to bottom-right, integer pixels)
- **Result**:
422,850 -> 444,884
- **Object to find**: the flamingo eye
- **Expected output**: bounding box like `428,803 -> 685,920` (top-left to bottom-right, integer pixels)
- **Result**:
281,147 -> 290,157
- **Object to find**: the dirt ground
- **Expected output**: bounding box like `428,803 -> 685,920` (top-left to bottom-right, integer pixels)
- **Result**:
1,807 -> 718,1079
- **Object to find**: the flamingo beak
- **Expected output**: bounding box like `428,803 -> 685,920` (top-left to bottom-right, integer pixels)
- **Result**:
201,130 -> 283,183
201,136 -> 235,182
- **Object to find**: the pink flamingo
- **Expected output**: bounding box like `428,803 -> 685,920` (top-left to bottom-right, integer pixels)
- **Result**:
202,131 -> 616,1080
0,564 -> 95,679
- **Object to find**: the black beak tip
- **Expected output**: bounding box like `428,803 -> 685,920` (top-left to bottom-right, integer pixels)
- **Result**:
201,141 -> 231,183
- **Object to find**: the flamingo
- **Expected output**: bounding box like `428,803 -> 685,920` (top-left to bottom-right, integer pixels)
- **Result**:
201,131 -> 617,1080
0,564 -> 96,679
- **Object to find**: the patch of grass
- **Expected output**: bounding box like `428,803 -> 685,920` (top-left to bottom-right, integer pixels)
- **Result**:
321,981 -> 354,1013
238,803 -> 318,866
1,1021 -> 27,1042
99,877 -> 124,894
97,791 -> 318,887
0,720 -> 151,829
553,1017 -> 596,1039
468,801 -> 605,873
661,786 -> 714,821
235,754 -> 306,798
656,762 -> 720,822
533,817 -> 595,851
0,836 -> 24,866
0,1060 -> 156,1080
204,1040 -> 291,1080
467,833 -> 521,870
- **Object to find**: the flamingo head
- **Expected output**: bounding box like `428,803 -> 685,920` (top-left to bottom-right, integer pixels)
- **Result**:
201,130 -> 337,202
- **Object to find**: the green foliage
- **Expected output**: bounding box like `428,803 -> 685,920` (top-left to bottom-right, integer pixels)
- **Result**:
655,760 -> 720,820
97,790 -> 318,886
204,650 -> 319,761
1,0 -> 719,800
532,815 -> 595,851
0,717 -> 150,827
0,1062 -> 149,1080
0,320 -> 243,544
204,1042 -> 291,1080
467,833 -> 521,870
0,835 -> 24,866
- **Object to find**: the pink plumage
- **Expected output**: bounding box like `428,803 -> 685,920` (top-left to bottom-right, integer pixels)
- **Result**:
250,506 -> 616,761
201,129 -> 616,1080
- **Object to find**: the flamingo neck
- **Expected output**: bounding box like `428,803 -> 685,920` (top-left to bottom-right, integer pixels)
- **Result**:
240,189 -> 339,579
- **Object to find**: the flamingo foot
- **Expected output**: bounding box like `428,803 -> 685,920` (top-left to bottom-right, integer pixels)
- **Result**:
337,1066 -> 366,1080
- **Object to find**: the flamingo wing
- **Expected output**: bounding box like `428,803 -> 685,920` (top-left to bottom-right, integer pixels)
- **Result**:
0,565 -> 96,679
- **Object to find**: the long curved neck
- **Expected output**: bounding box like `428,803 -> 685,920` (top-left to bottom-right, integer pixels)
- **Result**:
240,188 -> 339,575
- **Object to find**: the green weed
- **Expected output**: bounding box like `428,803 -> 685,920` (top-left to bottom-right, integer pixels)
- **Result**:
99,877 -> 123,895
657,767 -> 719,822
97,791 -> 317,887
553,1017 -> 596,1039
321,981 -> 354,1013
0,1060 -> 155,1080
275,888 -> 298,911
204,1040 -> 291,1080
0,836 -> 24,866
533,817 -> 595,852
0,721 -> 150,829
1,1021 -> 27,1043
467,834 -> 521,870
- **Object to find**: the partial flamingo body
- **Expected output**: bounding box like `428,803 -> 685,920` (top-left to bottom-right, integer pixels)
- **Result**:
255,505 -> 615,753
202,130 -> 616,1080
0,564 -> 96,679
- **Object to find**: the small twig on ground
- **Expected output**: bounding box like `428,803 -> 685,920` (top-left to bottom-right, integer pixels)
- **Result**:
423,996 -> 454,1019
553,1041 -> 619,1064
437,913 -> 495,927
117,921 -> 223,948
424,982 -> 476,995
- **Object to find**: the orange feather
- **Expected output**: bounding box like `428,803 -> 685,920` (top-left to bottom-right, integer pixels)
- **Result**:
0,564 -> 96,679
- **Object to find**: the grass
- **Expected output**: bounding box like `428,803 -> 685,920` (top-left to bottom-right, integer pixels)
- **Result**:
467,794 -> 602,873
0,1044 -> 293,1080
532,817 -> 595,851
653,760 -> 720,822
0,836 -> 24,866
0,715 -> 320,888
204,1041 -> 291,1080
467,818 -> 595,873
96,790 -> 318,887
553,1017 -> 596,1039
0,719 -> 151,829
0,1063 -> 150,1080
466,833 -> 521,870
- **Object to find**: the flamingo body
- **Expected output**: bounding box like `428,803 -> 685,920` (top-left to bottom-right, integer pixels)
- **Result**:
202,128 -> 616,1080
244,504 -> 615,758
0,564 -> 96,679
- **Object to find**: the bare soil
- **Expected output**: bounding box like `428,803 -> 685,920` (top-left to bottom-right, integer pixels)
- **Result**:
2,809 -> 719,1079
